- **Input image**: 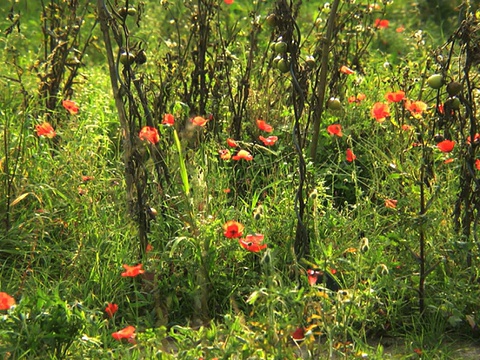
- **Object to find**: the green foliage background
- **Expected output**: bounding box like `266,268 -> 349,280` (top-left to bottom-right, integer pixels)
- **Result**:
1,0 -> 479,358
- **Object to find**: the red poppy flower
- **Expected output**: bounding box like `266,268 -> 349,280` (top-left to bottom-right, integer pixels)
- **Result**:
385,199 -> 398,209
346,148 -> 356,162
227,138 -> 238,147
467,133 -> 480,144
146,243 -> 153,252
344,247 -> 357,254
223,220 -> 244,238
339,65 -> 354,75
105,303 -> 118,318
224,0 -> 234,4
162,113 -> 175,126
306,269 -> 321,286
259,135 -> 278,146
348,93 -> 366,103
437,140 -> 455,153
413,348 -> 423,356
437,103 -> 455,116
36,122 -> 56,138
191,116 -> 208,127
385,90 -> 405,103
62,99 -> 79,115
405,100 -> 427,117
0,292 -> 15,310
78,186 -> 87,196
401,124 -> 413,131
112,325 -> 136,341
239,234 -> 267,252
232,149 -> 253,161
81,176 -> 94,182
475,159 -> 480,170
291,327 -> 305,341
139,126 -> 160,144
371,102 -> 390,122
374,19 -> 389,29
256,119 -> 273,132
218,149 -> 231,160
327,124 -> 343,137
396,25 -> 405,33
121,264 -> 145,277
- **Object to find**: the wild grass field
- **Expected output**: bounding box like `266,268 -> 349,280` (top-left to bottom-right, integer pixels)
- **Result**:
1,0 -> 480,359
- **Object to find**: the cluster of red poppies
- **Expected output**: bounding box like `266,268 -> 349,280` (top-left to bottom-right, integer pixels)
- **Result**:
223,220 -> 266,253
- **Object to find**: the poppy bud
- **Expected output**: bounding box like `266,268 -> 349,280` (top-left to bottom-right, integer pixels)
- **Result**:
253,205 -> 263,220
135,50 -> 147,65
433,134 -> 444,143
118,7 -> 127,17
360,237 -> 370,252
148,207 -> 158,220
305,55 -> 316,67
120,51 -> 135,65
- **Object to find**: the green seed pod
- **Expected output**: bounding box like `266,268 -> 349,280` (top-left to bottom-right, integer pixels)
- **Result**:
273,55 -> 282,68
277,58 -> 290,73
450,97 -> 461,110
265,14 -> 276,27
445,96 -> 460,110
274,41 -> 288,54
446,81 -> 462,97
327,97 -> 342,111
426,74 -> 444,89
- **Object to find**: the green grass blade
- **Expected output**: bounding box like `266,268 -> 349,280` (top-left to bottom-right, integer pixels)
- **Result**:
173,128 -> 190,196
